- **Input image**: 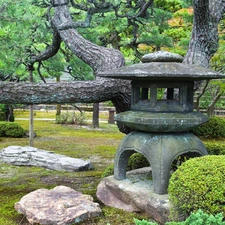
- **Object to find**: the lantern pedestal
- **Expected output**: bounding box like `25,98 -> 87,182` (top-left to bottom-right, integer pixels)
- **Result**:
114,131 -> 207,194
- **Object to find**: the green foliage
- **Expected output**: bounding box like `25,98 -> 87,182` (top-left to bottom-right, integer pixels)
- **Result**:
134,210 -> 225,225
192,116 -> 225,138
101,153 -> 150,178
0,122 -> 25,137
0,112 -> 6,121
101,164 -> 114,178
178,209 -> 225,225
134,218 -> 158,225
55,112 -> 87,125
154,0 -> 182,13
204,142 -> 225,155
168,155 -> 225,220
127,153 -> 150,171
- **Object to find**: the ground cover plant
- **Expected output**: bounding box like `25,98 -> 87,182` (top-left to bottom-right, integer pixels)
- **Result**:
0,109 -> 151,225
134,210 -> 225,225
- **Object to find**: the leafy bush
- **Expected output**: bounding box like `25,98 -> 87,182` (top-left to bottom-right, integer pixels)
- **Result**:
127,153 -> 150,171
204,142 -> 225,155
0,122 -> 25,137
56,112 -> 87,125
192,116 -> 225,138
134,218 -> 158,225
134,210 -> 225,225
0,112 -> 5,121
101,153 -> 150,178
168,155 -> 225,220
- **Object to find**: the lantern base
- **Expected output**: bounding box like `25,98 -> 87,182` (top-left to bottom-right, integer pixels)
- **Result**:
114,131 -> 208,195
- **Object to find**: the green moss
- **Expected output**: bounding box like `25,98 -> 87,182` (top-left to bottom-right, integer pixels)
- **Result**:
101,164 -> 114,178
168,155 -> 225,220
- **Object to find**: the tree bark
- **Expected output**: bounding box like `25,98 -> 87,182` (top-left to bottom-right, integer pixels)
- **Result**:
183,0 -> 225,67
92,103 -> 99,128
51,0 -> 131,132
0,79 -> 130,104
52,0 -> 125,74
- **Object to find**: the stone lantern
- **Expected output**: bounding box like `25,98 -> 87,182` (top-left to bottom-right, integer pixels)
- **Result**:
98,51 -> 224,195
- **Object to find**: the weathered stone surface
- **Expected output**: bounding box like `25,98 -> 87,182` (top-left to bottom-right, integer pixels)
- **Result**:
15,186 -> 102,225
115,111 -> 208,132
98,62 -> 224,81
141,51 -> 184,63
96,167 -> 170,224
0,146 -> 94,171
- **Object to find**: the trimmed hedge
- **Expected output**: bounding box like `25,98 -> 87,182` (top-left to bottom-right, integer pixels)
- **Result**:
192,116 -> 225,138
0,122 -> 25,137
204,142 -> 225,155
0,112 -> 5,121
168,155 -> 225,220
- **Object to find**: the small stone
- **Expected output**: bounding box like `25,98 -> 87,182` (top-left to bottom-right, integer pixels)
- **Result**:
15,186 -> 102,225
141,51 -> 184,63
0,146 -> 94,171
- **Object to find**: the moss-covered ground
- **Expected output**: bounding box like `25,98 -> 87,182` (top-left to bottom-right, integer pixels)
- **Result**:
0,110 -> 150,225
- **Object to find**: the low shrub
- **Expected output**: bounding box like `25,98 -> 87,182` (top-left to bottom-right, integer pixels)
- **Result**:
0,122 -> 25,137
101,153 -> 150,178
192,116 -> 225,138
56,112 -> 87,125
204,142 -> 225,155
127,153 -> 150,171
0,112 -> 5,121
134,218 -> 158,225
134,210 -> 225,225
168,155 -> 225,220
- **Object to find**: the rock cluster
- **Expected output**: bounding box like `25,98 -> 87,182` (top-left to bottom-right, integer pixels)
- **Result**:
15,186 -> 102,225
0,146 -> 93,171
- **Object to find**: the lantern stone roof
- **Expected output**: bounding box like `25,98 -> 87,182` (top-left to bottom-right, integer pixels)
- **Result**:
98,62 -> 224,81
98,51 -> 225,81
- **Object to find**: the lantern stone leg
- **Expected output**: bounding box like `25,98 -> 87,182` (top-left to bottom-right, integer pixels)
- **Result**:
114,131 -> 208,195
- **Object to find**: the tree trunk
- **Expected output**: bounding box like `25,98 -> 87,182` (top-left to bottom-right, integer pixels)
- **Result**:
5,104 -> 14,122
92,103 -> 99,128
183,0 -> 225,67
56,76 -> 61,116
52,1 -> 125,74
29,70 -> 34,147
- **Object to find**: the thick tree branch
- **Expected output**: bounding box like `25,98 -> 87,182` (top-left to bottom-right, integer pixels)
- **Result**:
52,0 -> 125,74
28,28 -> 61,66
0,79 -> 130,105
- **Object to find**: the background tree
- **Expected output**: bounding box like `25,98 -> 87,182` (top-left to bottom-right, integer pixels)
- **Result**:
0,0 -> 225,132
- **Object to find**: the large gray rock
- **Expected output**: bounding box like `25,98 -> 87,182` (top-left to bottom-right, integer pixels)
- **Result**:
96,167 -> 170,224
0,146 -> 93,171
15,186 -> 102,225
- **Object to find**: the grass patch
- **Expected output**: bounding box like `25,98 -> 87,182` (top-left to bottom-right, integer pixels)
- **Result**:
0,110 -> 144,225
